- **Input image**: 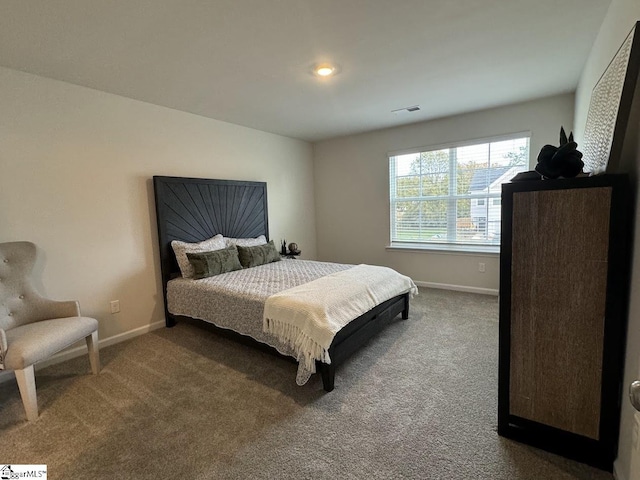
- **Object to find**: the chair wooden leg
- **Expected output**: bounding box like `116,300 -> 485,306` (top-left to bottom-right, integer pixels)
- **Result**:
15,365 -> 38,422
86,330 -> 100,375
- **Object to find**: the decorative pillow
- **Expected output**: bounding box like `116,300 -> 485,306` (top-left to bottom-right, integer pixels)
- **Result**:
186,245 -> 243,279
224,235 -> 267,248
237,240 -> 281,269
171,234 -> 226,278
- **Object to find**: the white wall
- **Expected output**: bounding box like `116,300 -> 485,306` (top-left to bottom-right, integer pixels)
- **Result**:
0,66 -> 315,344
575,2 -> 640,479
313,94 -> 574,292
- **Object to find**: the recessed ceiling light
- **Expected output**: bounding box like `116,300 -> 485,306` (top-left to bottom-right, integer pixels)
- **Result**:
313,63 -> 339,78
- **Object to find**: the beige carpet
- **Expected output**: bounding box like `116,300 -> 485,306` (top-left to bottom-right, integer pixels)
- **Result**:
0,288 -> 612,480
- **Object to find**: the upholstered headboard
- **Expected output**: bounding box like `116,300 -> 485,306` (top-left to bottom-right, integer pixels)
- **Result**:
153,176 -> 268,323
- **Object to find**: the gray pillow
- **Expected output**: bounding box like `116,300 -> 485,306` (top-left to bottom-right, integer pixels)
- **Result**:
224,235 -> 267,248
237,240 -> 281,269
186,245 -> 243,279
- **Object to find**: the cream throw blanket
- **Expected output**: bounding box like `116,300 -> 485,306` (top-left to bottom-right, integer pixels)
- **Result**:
263,264 -> 418,384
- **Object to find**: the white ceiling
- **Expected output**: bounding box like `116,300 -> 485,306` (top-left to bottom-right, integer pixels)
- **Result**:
0,0 -> 611,142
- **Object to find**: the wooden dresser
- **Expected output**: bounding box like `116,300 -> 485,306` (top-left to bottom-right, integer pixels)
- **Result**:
498,174 -> 631,471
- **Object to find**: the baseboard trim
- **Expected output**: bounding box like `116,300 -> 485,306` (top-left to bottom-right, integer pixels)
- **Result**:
0,284 -> 497,385
414,281 -> 499,296
0,320 -> 165,384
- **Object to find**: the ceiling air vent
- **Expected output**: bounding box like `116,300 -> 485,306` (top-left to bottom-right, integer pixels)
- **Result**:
392,105 -> 421,114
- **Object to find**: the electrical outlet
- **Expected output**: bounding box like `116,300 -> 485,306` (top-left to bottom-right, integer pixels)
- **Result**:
110,300 -> 120,314
478,262 -> 486,273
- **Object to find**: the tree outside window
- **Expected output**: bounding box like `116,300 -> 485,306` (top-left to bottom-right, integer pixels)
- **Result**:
390,135 -> 529,247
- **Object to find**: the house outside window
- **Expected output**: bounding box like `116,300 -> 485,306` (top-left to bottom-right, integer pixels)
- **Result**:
389,134 -> 530,250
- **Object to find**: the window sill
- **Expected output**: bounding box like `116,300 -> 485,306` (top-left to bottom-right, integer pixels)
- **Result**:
386,242 -> 500,256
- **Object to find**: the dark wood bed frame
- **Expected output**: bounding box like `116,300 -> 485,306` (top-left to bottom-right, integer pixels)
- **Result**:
153,175 -> 410,391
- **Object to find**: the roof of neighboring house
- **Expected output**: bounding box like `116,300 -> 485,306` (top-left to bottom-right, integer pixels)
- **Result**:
469,167 -> 512,192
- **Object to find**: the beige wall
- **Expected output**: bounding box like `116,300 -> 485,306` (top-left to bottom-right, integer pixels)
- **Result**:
0,66 -> 316,344
313,94 -> 574,292
575,2 -> 640,479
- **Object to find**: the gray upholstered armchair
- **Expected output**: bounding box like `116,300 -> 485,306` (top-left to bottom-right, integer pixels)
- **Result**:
0,241 -> 100,421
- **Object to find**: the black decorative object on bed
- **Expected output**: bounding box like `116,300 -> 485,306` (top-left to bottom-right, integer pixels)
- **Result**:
153,175 -> 410,391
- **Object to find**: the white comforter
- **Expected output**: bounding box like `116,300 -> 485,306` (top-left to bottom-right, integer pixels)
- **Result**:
263,264 -> 418,384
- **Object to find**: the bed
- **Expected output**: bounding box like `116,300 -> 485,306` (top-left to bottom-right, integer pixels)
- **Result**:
153,175 -> 415,391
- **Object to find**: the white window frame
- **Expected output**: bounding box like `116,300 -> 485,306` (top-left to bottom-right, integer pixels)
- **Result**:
388,132 -> 530,253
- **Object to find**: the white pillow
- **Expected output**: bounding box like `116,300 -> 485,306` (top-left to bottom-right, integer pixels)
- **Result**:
171,234 -> 226,278
224,235 -> 267,248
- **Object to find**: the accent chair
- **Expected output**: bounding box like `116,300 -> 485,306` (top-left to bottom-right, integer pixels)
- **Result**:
0,241 -> 99,421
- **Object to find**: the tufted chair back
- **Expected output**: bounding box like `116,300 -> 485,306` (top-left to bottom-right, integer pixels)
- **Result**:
0,241 -> 77,331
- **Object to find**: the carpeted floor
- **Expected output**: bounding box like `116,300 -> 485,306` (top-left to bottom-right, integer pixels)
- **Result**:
0,288 -> 613,479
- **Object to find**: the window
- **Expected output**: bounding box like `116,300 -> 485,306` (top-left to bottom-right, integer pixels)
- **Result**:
389,134 -> 529,249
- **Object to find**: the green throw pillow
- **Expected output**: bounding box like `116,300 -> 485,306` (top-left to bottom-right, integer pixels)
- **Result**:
237,240 -> 281,268
186,245 -> 243,279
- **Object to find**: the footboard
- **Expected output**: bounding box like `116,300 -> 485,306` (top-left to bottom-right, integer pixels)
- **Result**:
317,292 -> 410,391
